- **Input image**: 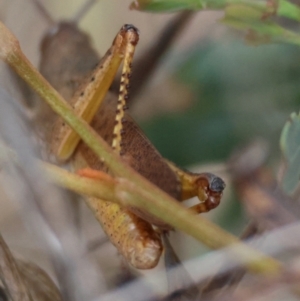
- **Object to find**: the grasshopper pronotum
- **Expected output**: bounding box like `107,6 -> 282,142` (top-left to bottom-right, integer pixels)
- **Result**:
1,2 -> 225,270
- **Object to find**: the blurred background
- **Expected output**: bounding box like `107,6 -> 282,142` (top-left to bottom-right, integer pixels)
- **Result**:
0,0 -> 300,300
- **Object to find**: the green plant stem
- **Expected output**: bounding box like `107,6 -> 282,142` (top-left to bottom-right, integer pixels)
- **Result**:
44,162 -> 282,275
222,8 -> 300,46
131,0 -> 300,22
130,0 -> 300,46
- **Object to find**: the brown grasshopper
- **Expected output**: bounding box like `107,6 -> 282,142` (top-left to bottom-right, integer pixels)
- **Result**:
6,1 -> 226,270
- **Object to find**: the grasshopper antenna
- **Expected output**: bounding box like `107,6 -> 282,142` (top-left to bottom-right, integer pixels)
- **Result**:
72,0 -> 98,24
31,0 -> 56,27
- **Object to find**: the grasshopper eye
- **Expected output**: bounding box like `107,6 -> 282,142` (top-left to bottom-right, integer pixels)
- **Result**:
188,173 -> 225,214
198,172 -> 226,193
197,173 -> 226,194
209,176 -> 226,193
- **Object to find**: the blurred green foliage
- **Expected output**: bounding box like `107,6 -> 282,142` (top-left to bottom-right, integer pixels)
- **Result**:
141,39 -> 300,167
280,112 -> 300,194
130,0 -> 300,42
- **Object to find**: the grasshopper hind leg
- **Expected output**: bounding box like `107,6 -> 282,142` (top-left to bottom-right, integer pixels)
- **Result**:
73,25 -> 164,269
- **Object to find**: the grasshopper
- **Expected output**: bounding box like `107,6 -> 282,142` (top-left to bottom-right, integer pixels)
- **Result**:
4,1 -> 226,270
